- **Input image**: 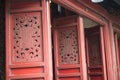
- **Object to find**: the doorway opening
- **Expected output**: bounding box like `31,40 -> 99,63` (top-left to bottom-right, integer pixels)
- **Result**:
84,17 -> 105,80
50,2 -> 106,80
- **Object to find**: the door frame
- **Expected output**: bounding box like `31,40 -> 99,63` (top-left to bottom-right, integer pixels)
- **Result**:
52,0 -> 114,80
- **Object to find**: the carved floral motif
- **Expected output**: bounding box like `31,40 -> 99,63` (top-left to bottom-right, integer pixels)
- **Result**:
12,13 -> 42,62
58,27 -> 79,64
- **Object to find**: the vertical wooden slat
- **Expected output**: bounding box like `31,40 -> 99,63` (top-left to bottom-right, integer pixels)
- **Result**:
42,0 -> 53,80
114,33 -> 119,79
78,16 -> 87,80
6,0 -> 9,80
103,23 -> 114,80
111,26 -> 119,80
100,26 -> 107,80
53,30 -> 58,80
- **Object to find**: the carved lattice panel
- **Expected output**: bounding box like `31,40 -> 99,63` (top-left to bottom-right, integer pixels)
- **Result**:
88,34 -> 102,66
58,27 -> 79,64
12,12 -> 43,62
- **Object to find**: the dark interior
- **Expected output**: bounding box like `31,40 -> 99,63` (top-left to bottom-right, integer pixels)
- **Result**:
50,2 -> 76,21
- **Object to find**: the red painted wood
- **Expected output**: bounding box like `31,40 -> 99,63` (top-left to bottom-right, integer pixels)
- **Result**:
42,0 -> 53,80
4,0 -> 115,80
114,31 -> 120,80
6,0 -> 9,79
103,23 -> 115,80
53,15 -> 82,80
53,0 -> 120,26
100,27 -> 107,80
76,0 -> 120,26
77,17 -> 88,80
52,0 -> 115,80
118,38 -> 120,79
53,0 -> 106,25
85,26 -> 106,80
114,33 -> 119,79
6,0 -> 53,80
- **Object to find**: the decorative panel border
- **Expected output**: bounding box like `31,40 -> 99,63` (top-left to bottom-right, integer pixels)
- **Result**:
11,12 -> 43,63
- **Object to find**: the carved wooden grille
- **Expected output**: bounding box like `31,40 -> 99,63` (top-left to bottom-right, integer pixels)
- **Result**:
88,34 -> 102,66
12,12 -> 43,62
58,27 -> 79,64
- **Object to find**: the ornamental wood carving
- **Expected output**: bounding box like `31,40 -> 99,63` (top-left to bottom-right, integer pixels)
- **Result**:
12,12 -> 43,62
58,27 -> 79,64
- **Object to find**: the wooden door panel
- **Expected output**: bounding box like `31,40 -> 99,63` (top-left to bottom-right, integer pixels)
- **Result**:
11,12 -> 43,63
85,26 -> 104,80
57,27 -> 79,64
53,15 -> 81,80
6,0 -> 52,80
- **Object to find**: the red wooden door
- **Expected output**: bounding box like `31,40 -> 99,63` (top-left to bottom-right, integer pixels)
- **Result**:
85,26 -> 106,80
53,15 -> 87,80
6,0 -> 53,80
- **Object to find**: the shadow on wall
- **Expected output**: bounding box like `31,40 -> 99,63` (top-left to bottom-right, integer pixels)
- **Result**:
0,0 -> 5,80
